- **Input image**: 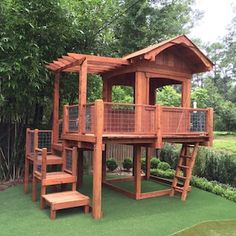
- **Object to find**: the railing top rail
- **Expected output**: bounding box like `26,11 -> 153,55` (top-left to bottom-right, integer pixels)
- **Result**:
83,102 -> 95,106
67,104 -> 79,108
162,106 -> 209,112
103,102 -> 156,108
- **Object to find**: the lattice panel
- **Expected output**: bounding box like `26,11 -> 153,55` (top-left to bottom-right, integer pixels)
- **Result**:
68,105 -> 79,132
38,131 -> 52,152
65,149 -> 72,172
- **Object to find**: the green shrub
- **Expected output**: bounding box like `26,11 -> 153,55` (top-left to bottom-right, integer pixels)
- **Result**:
152,169 -> 236,203
106,159 -> 118,171
160,143 -> 180,168
158,161 -> 171,171
150,168 -> 175,179
150,157 -> 160,169
141,158 -> 146,171
122,158 -> 132,171
159,143 -> 236,187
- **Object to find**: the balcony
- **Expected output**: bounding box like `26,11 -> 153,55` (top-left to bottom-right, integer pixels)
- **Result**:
61,101 -> 213,147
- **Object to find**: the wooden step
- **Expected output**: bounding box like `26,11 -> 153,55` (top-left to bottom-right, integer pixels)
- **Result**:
41,172 -> 76,185
37,155 -> 63,165
42,191 -> 90,220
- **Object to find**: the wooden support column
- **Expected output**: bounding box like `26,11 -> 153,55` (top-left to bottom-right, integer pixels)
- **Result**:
207,108 -> 214,146
53,72 -> 60,144
93,100 -> 104,220
102,78 -> 112,102
135,72 -> 148,132
102,144 -> 107,182
155,104 -> 162,149
181,79 -> 191,107
79,59 -> 87,134
145,148 -> 152,180
134,145 -> 141,199
77,149 -> 84,188
62,105 -> 68,135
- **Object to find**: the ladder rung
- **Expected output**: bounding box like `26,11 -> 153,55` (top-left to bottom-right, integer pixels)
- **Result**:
178,165 -> 189,169
180,155 -> 192,159
174,186 -> 184,192
175,175 -> 187,180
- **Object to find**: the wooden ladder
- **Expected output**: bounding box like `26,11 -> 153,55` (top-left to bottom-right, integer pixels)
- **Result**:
170,142 -> 199,201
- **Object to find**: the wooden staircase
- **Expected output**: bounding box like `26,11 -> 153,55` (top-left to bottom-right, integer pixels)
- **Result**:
170,143 -> 199,201
32,146 -> 90,219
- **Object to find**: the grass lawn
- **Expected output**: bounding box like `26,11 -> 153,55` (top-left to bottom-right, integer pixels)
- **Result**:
0,176 -> 236,236
213,131 -> 236,153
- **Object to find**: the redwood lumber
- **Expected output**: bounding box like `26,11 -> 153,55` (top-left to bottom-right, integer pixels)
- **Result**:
53,72 -> 60,144
134,145 -> 141,199
79,59 -> 87,134
93,100 -> 104,219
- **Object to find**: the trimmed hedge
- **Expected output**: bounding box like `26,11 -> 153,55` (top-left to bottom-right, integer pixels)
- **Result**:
150,168 -> 236,202
160,143 -> 236,187
122,158 -> 132,171
106,159 -> 118,171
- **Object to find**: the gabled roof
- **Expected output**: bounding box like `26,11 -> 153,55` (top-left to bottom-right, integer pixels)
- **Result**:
46,35 -> 213,74
123,35 -> 214,72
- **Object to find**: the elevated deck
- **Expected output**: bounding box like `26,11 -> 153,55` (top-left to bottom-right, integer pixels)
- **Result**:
61,102 -> 213,147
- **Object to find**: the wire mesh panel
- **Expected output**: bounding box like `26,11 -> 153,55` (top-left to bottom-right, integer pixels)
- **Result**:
190,111 -> 207,132
161,107 -> 208,135
26,130 -> 35,157
58,119 -> 63,140
141,106 -> 156,133
65,148 -> 72,172
68,105 -> 79,132
104,103 -> 135,133
85,104 -> 95,133
38,131 -> 52,152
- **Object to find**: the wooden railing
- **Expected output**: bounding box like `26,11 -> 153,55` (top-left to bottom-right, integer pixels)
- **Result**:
62,101 -> 213,142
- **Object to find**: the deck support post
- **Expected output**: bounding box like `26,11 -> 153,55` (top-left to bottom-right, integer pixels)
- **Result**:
155,104 -> 162,148
102,144 -> 107,182
134,145 -> 141,199
52,72 -> 60,144
207,108 -> 214,146
145,148 -> 152,180
93,100 -> 104,219
102,78 -> 112,102
79,59 -> 87,134
77,149 -> 84,188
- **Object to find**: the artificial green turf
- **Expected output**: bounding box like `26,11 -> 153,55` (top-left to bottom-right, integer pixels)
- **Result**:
172,220 -> 236,236
0,176 -> 236,236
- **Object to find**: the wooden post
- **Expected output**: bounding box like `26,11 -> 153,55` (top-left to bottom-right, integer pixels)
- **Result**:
155,104 -> 162,148
24,128 -> 30,193
207,108 -> 214,146
134,145 -> 141,199
102,144 -> 107,182
93,99 -> 104,219
102,78 -> 112,102
62,105 -> 69,135
181,79 -> 191,107
77,149 -> 84,188
135,72 -> 147,132
79,59 -> 87,134
145,148 -> 152,180
52,72 -> 60,144
72,147 -> 78,191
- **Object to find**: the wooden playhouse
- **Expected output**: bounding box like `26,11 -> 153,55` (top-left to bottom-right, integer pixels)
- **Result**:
24,35 -> 213,220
